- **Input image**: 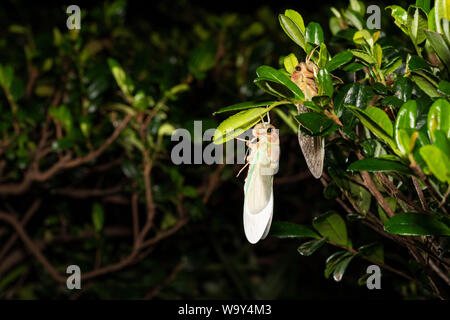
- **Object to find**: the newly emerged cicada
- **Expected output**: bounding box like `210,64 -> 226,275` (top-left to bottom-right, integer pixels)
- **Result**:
241,121 -> 280,244
291,60 -> 324,179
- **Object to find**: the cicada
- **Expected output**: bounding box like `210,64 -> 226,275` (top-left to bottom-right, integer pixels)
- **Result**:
291,60 -> 324,179
242,121 -> 280,244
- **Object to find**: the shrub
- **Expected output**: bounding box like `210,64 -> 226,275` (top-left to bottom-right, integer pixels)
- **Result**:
214,0 -> 450,298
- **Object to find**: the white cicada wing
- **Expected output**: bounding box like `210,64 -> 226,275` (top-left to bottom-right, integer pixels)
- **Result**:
243,161 -> 274,244
243,133 -> 279,244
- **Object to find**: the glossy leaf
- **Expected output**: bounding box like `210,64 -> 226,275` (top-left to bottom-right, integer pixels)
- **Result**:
407,6 -> 427,45
313,211 -> 349,247
408,55 -> 432,73
359,243 -> 384,263
386,5 -> 408,34
425,30 -> 450,71
213,107 -> 267,144
284,9 -> 306,33
213,100 -> 275,115
427,98 -> 450,140
271,221 -> 320,239
346,105 -> 397,151
333,253 -> 356,282
395,100 -> 417,155
284,53 -> 299,74
296,112 -> 338,136
420,145 -> 450,182
297,238 -> 327,256
384,212 -> 450,236
317,69 -> 334,97
279,14 -> 306,49
324,251 -> 351,279
347,158 -> 412,174
326,51 -> 353,72
255,65 -> 305,101
305,22 -> 324,45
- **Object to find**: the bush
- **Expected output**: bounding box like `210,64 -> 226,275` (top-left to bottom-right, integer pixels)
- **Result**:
214,0 -> 449,299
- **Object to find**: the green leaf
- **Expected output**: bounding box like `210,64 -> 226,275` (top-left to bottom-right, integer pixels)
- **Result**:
353,29 -> 372,46
359,243 -> 384,263
395,100 -> 418,155
283,53 -> 299,74
345,9 -> 364,30
279,14 -> 306,49
255,65 -> 305,101
297,238 -> 328,256
305,22 -> 324,45
213,100 -> 275,115
343,62 -> 365,72
107,58 -> 134,98
394,77 -> 413,102
48,105 -> 73,134
333,253 -> 356,282
92,202 -> 105,232
367,106 -> 393,136
410,74 -> 440,98
408,55 -> 432,73
438,80 -> 450,95
382,96 -> 403,109
433,129 -> 450,156
384,212 -> 450,236
434,0 -> 450,34
425,30 -> 450,71
350,49 -> 376,64
213,101 -> 286,144
420,145 -> 450,182
347,158 -> 412,174
407,6 -> 428,45
296,112 -> 338,136
324,251 -> 350,279
318,43 -> 329,69
312,211 -> 349,247
415,0 -> 431,14
284,9 -> 306,33
213,108 -> 266,144
270,221 -> 320,239
378,197 -> 397,224
326,51 -> 353,72
317,69 -> 334,97
386,5 -> 408,34
427,98 -> 450,140
349,181 -> 371,215
373,44 -> 382,68
346,105 -> 397,151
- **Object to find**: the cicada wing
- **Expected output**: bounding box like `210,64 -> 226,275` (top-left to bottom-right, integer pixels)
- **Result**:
243,163 -> 274,244
297,104 -> 324,179
260,208 -> 273,240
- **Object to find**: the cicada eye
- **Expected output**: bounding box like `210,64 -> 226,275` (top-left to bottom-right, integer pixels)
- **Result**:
295,66 -> 301,72
267,128 -> 272,133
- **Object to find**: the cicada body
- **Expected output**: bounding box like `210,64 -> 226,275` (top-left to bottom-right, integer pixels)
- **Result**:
243,122 -> 280,244
291,61 -> 324,179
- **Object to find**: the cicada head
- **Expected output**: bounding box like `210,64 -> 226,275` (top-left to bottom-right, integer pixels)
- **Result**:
291,62 -> 318,101
252,123 -> 278,142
